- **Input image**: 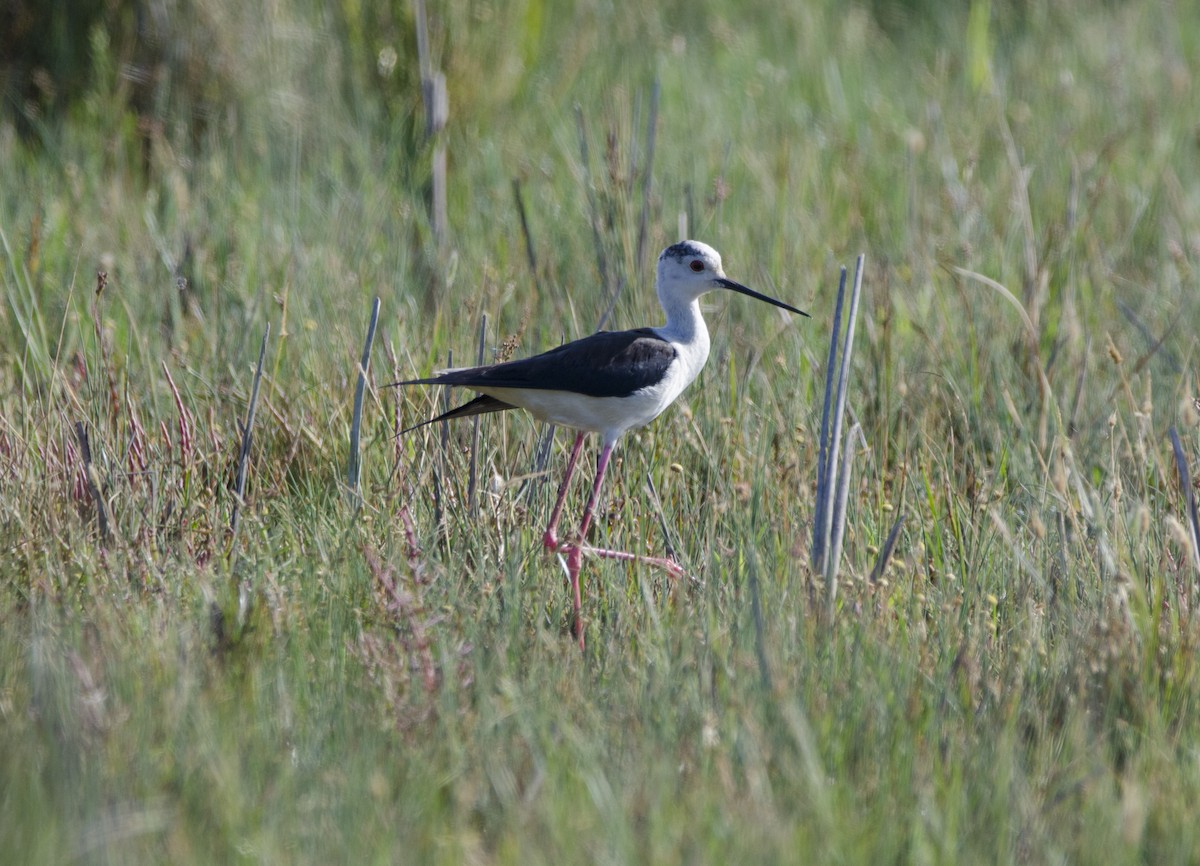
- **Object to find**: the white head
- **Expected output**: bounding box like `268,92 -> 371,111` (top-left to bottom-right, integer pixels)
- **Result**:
655,240 -> 807,316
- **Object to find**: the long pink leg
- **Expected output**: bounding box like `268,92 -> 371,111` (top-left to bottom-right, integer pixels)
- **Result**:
566,441 -> 686,580
542,431 -> 586,551
572,442 -> 614,545
561,440 -> 688,649
563,441 -> 616,648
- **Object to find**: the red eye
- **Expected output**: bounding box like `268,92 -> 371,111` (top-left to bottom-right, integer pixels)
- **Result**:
689,260 -> 704,272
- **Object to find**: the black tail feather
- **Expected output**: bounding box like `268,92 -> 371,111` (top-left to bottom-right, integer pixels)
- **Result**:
398,394 -> 516,436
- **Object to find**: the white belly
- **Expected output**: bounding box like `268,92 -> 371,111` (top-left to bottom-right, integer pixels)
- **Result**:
475,386 -> 662,437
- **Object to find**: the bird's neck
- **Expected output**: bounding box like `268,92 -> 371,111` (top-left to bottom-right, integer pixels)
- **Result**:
658,298 -> 711,367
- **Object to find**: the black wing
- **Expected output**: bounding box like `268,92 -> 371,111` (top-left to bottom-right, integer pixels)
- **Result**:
390,328 -> 677,398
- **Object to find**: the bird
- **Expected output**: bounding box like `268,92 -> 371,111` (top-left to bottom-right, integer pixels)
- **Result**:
391,240 -> 808,648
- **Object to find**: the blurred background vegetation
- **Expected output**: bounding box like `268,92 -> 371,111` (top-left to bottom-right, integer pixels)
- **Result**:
4,0 -> 1200,862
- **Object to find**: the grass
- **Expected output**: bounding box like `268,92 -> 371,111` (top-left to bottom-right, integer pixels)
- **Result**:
3,0 -> 1200,862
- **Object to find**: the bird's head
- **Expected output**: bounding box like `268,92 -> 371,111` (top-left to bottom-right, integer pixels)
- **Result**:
656,240 -> 808,317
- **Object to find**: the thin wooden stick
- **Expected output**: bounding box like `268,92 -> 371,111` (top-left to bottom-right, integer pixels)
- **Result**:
747,552 -> 772,692
820,255 -> 865,573
414,0 -> 449,244
229,323 -> 270,542
522,423 -> 558,505
644,470 -> 679,565
811,256 -> 885,604
826,423 -> 862,614
74,421 -> 111,544
1169,427 -> 1200,577
811,266 -> 848,569
433,349 -> 450,539
348,297 -> 381,507
469,314 -> 487,515
869,514 -> 905,583
512,178 -> 541,297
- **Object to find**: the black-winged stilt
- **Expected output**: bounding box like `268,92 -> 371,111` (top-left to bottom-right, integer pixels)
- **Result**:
394,240 -> 807,647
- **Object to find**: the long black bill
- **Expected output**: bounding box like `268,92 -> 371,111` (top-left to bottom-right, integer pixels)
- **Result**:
716,277 -> 809,317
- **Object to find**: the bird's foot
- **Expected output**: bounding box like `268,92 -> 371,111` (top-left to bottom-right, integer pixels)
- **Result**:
646,553 -> 699,587
572,544 -> 695,584
657,555 -> 692,584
